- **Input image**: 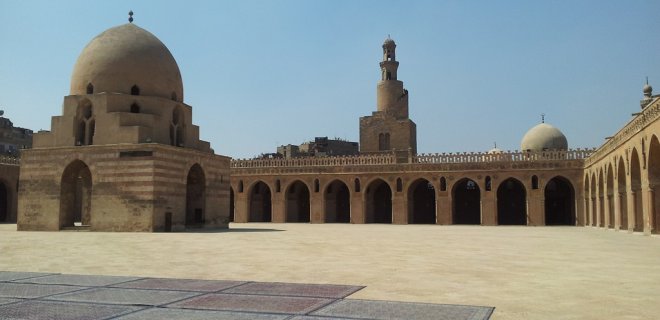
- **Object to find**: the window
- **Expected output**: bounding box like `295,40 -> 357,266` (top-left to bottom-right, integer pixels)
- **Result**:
485,176 -> 492,191
354,178 -> 361,192
440,177 -> 447,191
238,180 -> 244,193
396,178 -> 402,192
314,179 -> 320,193
532,175 -> 539,190
130,103 -> 140,113
131,85 -> 140,95
86,83 -> 94,94
275,179 -> 281,193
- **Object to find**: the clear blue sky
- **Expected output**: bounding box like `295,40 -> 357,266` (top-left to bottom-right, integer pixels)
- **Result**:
1,0 -> 659,158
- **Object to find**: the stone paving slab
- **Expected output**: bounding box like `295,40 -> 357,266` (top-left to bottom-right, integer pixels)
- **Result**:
112,278 -> 246,292
0,297 -> 21,305
311,299 -> 494,320
0,283 -> 87,299
46,287 -> 200,306
15,273 -> 142,287
0,300 -> 143,320
225,282 -> 364,298
168,293 -> 335,314
0,271 -> 56,282
115,307 -> 289,320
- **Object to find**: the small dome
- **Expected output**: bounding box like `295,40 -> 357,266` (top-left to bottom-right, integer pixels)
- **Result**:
383,37 -> 396,47
520,123 -> 568,152
643,83 -> 653,96
70,23 -> 183,101
487,147 -> 503,154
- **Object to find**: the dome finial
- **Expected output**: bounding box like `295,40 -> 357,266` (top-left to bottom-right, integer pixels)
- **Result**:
541,113 -> 545,123
128,10 -> 134,23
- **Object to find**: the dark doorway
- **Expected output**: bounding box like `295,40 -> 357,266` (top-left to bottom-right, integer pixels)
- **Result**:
497,178 -> 527,225
617,157 -> 628,230
60,160 -> 92,228
0,182 -> 7,222
325,180 -> 350,223
648,136 -> 660,234
186,164 -> 206,227
408,179 -> 435,224
164,212 -> 172,232
286,181 -> 310,222
249,181 -> 272,222
452,178 -> 481,224
366,179 -> 392,223
544,176 -> 575,225
229,187 -> 235,222
606,165 -> 615,228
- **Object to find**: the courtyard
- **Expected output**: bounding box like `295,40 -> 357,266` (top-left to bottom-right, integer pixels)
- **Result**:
0,223 -> 658,319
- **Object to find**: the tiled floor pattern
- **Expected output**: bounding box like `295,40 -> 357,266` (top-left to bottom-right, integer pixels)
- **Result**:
0,271 -> 494,320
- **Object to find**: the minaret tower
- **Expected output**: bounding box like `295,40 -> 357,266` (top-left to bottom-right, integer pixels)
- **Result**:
377,37 -> 408,119
360,37 -> 417,157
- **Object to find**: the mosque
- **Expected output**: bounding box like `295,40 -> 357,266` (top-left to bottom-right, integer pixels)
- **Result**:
4,16 -> 660,234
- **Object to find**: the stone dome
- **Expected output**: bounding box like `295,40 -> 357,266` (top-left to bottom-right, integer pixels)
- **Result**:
383,37 -> 396,47
70,23 -> 183,101
643,83 -> 653,96
520,123 -> 568,151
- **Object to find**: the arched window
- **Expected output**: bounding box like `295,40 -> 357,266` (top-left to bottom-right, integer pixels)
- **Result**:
440,177 -> 447,191
355,178 -> 361,192
532,175 -> 539,190
238,180 -> 244,193
275,179 -> 281,193
131,85 -> 140,96
314,179 -> 320,193
130,103 -> 140,113
485,176 -> 492,191
396,178 -> 403,192
171,92 -> 178,101
86,83 -> 94,94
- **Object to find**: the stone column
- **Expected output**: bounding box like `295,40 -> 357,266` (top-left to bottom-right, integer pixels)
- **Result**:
613,182 -> 621,230
641,185 -> 653,235
527,190 -> 543,226
392,191 -> 406,224
272,191 -> 286,223
350,192 -> 365,224
310,191 -> 324,223
482,191 -> 497,226
437,191 -> 451,225
626,191 -> 635,233
234,192 -> 248,223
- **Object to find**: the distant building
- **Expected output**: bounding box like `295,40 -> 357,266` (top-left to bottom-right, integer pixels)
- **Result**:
0,112 -> 33,156
276,137 -> 359,159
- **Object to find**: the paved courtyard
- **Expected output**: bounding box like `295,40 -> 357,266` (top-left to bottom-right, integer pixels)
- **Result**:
0,223 -> 658,319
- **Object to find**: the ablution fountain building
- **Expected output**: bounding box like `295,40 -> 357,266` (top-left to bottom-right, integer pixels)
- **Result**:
4,18 -> 659,234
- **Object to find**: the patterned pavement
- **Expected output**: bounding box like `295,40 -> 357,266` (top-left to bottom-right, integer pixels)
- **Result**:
0,271 -> 494,320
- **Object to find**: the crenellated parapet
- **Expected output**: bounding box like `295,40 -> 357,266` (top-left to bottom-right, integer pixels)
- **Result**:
585,97 -> 660,166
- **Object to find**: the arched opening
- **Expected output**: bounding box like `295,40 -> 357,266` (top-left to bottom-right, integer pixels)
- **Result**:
590,174 -> 597,226
229,187 -> 235,222
185,164 -> 206,227
396,178 -> 402,192
598,169 -> 605,227
171,92 -> 178,101
170,107 -> 185,147
0,181 -> 7,222
59,160 -> 92,228
544,176 -> 575,225
630,149 -> 643,231
440,177 -> 447,191
606,164 -> 615,228
354,178 -> 361,193
365,179 -> 392,223
249,181 -> 272,222
452,178 -> 481,224
314,179 -> 320,193
583,174 -> 590,226
648,136 -> 660,234
497,178 -> 527,225
286,181 -> 310,222
485,176 -> 492,191
531,175 -> 539,189
131,85 -> 140,95
86,83 -> 94,94
130,103 -> 140,113
325,180 -> 350,223
617,157 -> 628,230
275,179 -> 281,193
407,179 -> 435,224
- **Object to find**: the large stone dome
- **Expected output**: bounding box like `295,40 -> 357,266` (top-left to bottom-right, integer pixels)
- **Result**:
520,123 -> 568,151
70,23 -> 183,101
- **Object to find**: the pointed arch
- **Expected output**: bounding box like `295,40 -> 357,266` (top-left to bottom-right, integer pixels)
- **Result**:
544,176 -> 575,225
497,178 -> 527,225
130,103 -> 140,113
452,178 -> 481,224
630,148 -> 643,231
606,163 -> 615,228
248,181 -> 272,222
598,168 -> 605,227
59,160 -> 92,229
648,135 -> 660,234
285,180 -> 310,222
365,178 -> 392,223
186,164 -> 206,227
229,187 -> 235,222
617,157 -> 628,230
0,180 -> 8,222
324,180 -> 350,223
86,83 -> 94,94
407,178 -> 435,224
131,85 -> 140,95
590,173 -> 597,227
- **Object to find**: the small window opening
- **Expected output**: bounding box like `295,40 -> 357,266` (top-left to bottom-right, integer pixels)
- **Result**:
440,177 -> 447,191
314,179 -> 320,193
485,176 -> 492,191
86,83 -> 94,94
275,179 -> 281,193
355,178 -> 361,192
238,180 -> 244,193
131,85 -> 140,96
396,178 -> 402,192
130,103 -> 140,113
171,92 -> 178,101
532,175 -> 539,190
